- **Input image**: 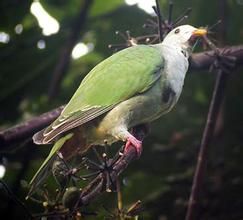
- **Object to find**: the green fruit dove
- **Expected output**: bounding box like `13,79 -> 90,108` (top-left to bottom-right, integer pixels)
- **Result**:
27,25 -> 207,197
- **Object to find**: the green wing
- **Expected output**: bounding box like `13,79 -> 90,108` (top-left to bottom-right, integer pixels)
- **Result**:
41,45 -> 164,143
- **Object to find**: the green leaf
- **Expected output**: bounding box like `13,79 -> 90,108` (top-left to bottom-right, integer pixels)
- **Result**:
90,0 -> 123,17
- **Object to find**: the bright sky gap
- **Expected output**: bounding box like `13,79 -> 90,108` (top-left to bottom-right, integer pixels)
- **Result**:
0,165 -> 6,178
125,0 -> 156,14
0,32 -> 10,43
72,43 -> 94,59
30,1 -> 59,36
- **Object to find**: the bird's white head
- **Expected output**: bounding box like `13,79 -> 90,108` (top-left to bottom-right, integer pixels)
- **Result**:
162,25 -> 207,57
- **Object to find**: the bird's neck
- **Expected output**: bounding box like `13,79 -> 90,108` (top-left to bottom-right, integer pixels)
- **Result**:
158,43 -> 189,98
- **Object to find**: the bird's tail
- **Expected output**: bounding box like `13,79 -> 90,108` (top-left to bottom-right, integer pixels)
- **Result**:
32,127 -> 49,145
26,133 -> 74,199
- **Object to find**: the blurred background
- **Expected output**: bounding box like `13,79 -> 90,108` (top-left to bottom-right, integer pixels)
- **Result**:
0,0 -> 242,219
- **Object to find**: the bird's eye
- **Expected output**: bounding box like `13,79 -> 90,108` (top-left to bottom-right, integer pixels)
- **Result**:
174,28 -> 180,34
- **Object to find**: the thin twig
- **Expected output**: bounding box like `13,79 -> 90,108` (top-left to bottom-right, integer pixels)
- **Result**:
168,1 -> 173,25
154,0 -> 164,42
172,7 -> 192,26
185,68 -> 228,220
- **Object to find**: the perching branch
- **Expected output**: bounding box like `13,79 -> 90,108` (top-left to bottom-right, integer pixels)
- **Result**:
0,106 -> 64,152
47,0 -> 93,100
190,46 -> 243,70
24,126 -> 147,218
75,125 -> 147,207
0,46 -> 243,152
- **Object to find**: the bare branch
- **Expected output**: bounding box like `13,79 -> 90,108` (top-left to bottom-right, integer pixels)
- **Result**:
185,68 -> 228,220
190,45 -> 243,70
0,106 -> 64,151
153,0 -> 164,41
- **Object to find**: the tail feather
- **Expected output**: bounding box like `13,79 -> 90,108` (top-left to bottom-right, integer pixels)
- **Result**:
27,133 -> 74,199
32,128 -> 49,145
32,123 -> 73,145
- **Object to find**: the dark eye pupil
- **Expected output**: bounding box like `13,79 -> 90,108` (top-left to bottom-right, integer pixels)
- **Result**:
174,28 -> 180,34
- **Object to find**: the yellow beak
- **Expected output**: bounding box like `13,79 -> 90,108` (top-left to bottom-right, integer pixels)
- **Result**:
192,28 -> 207,37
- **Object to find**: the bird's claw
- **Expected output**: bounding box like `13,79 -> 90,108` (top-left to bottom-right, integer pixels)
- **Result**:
124,135 -> 143,158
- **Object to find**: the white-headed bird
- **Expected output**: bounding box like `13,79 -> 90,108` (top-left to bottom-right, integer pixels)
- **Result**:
28,25 -> 207,197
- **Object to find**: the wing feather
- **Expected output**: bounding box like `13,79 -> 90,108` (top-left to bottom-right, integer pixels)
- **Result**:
41,106 -> 114,143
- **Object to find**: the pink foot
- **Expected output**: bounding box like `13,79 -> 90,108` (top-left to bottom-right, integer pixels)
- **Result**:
124,135 -> 143,158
